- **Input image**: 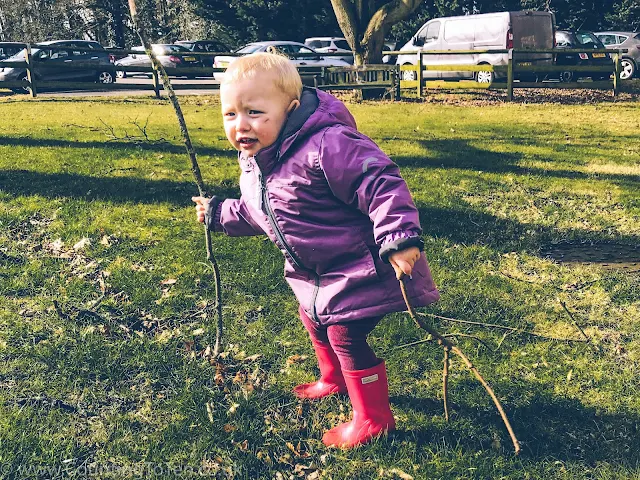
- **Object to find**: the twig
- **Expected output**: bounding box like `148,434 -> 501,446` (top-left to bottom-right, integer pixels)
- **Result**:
443,347 -> 450,422
128,0 -> 223,357
442,333 -> 496,352
417,312 -> 589,343
399,277 -> 521,455
559,299 -> 590,342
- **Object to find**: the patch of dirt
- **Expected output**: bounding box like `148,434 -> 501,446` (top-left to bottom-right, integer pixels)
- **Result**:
405,86 -> 639,106
541,242 -> 640,272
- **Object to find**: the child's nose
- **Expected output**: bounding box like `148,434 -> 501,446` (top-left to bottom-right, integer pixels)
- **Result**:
236,114 -> 250,131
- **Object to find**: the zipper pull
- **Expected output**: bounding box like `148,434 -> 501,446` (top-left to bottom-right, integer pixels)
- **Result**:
257,171 -> 264,212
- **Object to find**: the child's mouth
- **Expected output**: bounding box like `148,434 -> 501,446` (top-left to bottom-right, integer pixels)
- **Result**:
238,137 -> 257,147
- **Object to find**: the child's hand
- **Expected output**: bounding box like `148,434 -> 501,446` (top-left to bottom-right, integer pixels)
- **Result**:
389,246 -> 421,280
192,196 -> 210,223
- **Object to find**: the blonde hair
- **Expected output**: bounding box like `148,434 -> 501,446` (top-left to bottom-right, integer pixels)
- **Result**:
222,52 -> 303,101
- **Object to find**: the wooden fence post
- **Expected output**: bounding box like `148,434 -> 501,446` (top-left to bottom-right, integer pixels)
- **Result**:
507,49 -> 514,102
152,70 -> 160,98
417,51 -> 423,98
613,52 -> 620,96
25,44 -> 37,98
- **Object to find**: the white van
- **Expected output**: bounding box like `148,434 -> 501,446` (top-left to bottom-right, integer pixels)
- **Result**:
396,11 -> 555,83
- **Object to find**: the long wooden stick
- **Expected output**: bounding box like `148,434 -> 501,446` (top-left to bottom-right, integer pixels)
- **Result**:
399,277 -> 521,455
128,0 -> 223,355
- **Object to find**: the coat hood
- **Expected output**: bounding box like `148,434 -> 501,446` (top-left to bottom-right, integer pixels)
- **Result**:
254,88 -> 357,173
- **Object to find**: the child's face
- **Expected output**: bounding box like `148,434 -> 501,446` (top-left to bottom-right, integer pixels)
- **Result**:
220,72 -> 298,157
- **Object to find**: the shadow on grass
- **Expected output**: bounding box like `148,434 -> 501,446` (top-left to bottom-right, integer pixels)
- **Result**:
416,203 -> 640,254
391,387 -> 640,467
0,134 -> 230,158
393,139 -> 640,185
0,169 -> 239,204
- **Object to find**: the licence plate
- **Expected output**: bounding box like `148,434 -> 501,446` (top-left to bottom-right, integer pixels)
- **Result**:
184,56 -> 196,62
592,53 -> 606,58
518,62 -> 532,66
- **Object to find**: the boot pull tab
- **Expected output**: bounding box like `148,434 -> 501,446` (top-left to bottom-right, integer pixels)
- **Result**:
361,373 -> 379,385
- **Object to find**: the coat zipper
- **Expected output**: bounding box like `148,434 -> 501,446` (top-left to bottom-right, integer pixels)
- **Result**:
258,170 -> 321,322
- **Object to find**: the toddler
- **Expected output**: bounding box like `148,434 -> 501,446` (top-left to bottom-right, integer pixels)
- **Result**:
193,53 -> 439,448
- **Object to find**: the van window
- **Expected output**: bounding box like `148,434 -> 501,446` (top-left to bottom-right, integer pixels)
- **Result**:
425,22 -> 440,41
444,19 -> 474,43
335,40 -> 350,50
616,35 -> 628,44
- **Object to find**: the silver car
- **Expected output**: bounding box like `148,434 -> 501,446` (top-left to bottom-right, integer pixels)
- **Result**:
595,31 -> 640,79
115,44 -> 201,78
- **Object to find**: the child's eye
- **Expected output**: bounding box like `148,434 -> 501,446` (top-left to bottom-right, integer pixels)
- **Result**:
224,112 -> 235,117
249,110 -> 262,115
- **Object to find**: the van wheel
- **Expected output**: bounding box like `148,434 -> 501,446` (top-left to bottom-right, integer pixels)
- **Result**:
620,58 -> 635,80
402,65 -> 416,81
559,71 -> 574,83
475,68 -> 494,84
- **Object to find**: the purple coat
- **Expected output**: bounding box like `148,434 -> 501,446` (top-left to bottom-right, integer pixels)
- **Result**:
207,88 -> 439,325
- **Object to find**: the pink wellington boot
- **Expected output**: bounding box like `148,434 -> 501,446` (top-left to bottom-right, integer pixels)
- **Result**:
322,361 -> 396,448
293,343 -> 347,399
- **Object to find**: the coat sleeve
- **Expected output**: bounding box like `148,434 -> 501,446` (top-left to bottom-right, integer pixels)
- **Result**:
206,197 -> 265,237
318,125 -> 424,261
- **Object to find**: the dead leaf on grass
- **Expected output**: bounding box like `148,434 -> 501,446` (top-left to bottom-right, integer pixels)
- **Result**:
286,354 -> 308,366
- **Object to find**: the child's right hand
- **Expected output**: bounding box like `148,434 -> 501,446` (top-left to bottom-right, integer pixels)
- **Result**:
192,196 -> 210,223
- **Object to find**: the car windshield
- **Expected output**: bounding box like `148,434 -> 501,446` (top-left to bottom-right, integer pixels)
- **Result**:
235,44 -> 262,54
575,32 -> 604,48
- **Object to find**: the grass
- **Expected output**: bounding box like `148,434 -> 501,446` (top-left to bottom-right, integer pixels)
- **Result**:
0,93 -> 639,479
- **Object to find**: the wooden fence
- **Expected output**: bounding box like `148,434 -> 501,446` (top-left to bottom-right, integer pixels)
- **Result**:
392,48 -> 627,100
0,44 -> 630,101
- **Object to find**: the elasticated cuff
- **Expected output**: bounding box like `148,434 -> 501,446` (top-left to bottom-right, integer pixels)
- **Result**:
204,196 -> 223,232
379,236 -> 424,263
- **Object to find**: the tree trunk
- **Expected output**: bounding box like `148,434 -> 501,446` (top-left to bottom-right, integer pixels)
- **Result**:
331,0 -> 423,98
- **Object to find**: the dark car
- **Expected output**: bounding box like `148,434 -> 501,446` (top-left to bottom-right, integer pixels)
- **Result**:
0,42 -> 26,61
0,40 -> 115,92
174,40 -> 229,68
115,44 -> 201,78
554,31 -> 613,82
595,31 -> 640,80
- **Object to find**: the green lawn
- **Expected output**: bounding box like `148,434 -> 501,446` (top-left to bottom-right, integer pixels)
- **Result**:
1,94 -> 639,479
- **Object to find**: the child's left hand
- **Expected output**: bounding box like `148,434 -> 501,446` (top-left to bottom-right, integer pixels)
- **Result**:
389,247 -> 421,280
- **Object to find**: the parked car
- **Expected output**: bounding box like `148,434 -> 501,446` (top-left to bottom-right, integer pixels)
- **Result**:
115,44 -> 201,78
175,39 -> 229,68
382,41 -> 400,65
0,42 -> 26,61
213,41 -> 351,82
305,36 -> 353,64
553,31 -> 612,82
0,40 -> 115,93
396,10 -> 555,83
595,31 -> 640,80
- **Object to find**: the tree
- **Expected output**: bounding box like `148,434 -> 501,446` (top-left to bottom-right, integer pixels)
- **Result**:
330,0 -> 425,65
